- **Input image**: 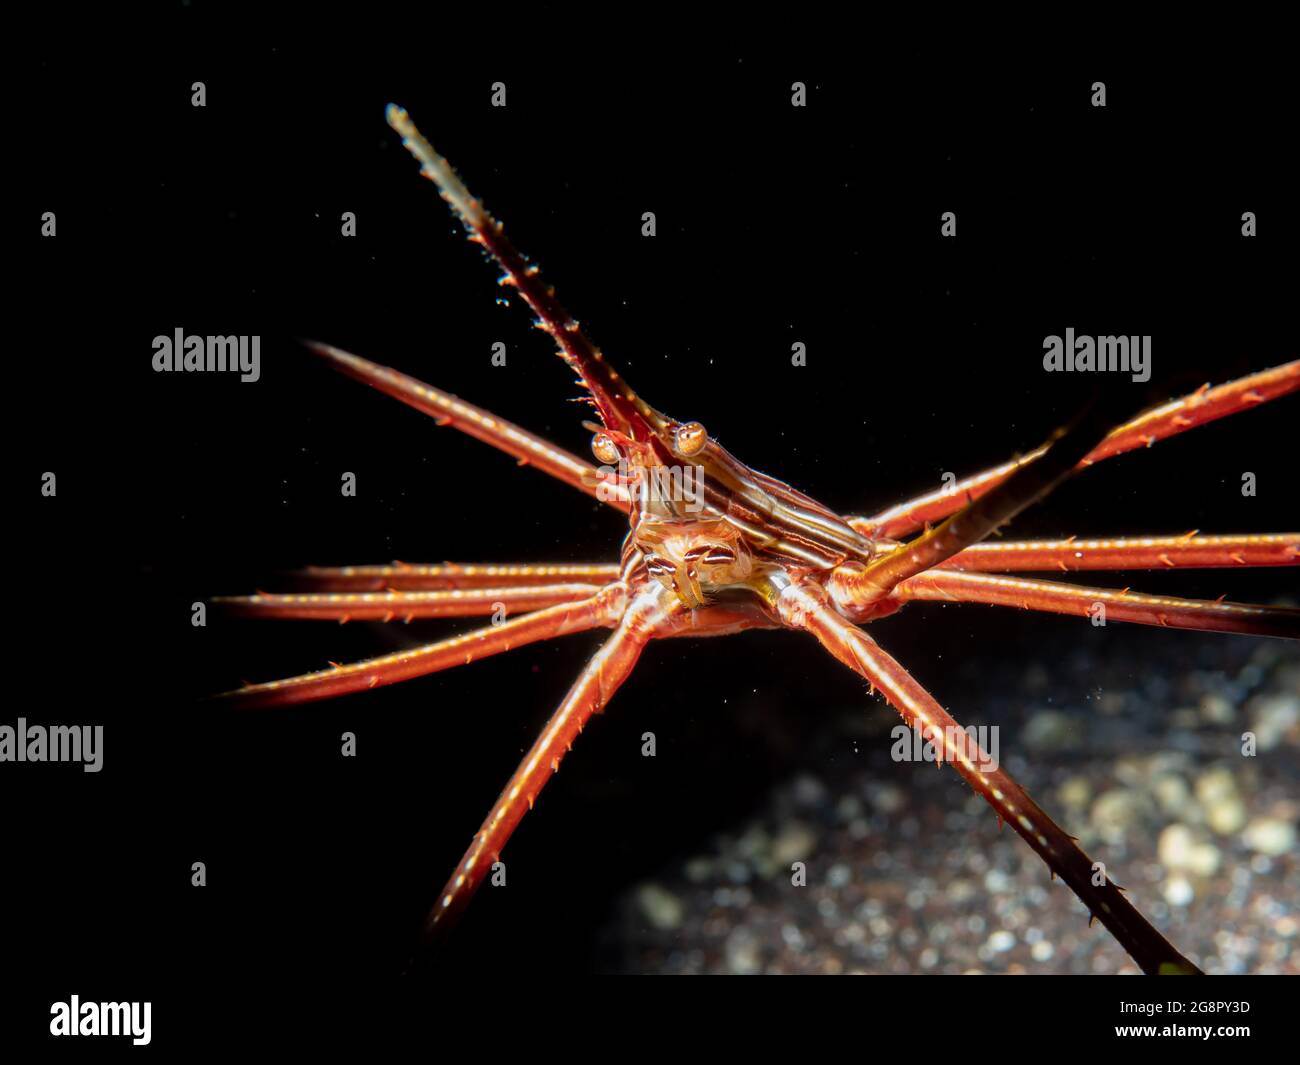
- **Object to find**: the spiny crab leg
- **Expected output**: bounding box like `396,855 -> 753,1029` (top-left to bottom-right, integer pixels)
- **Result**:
851,359 -> 1299,540
834,401 -> 1120,605
891,570 -> 1300,640
424,584 -> 677,938
216,585 -> 627,710
278,534 -> 1294,597
307,341 -> 630,511
773,579 -> 1200,976
289,561 -> 622,592
214,583 -> 604,622
937,533 -> 1300,573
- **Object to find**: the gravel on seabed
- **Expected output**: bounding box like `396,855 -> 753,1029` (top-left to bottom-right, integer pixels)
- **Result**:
601,630 -> 1299,974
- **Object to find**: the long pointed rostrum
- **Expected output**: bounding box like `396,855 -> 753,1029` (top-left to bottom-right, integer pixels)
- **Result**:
387,105 -> 665,444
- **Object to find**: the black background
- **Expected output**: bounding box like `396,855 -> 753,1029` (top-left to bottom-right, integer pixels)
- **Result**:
7,5 -> 1298,1038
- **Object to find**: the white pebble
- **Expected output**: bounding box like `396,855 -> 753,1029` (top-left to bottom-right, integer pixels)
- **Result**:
1243,818 -> 1296,857
1163,876 -> 1194,906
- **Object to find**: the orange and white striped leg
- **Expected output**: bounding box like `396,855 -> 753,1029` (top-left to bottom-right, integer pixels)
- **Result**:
214,583 -> 604,622
424,584 -> 676,938
891,569 -> 1300,639
774,579 -> 1199,975
833,402 -> 1119,605
307,342 -> 630,511
289,561 -> 623,592
851,360 -> 1300,540
216,585 -> 626,710
939,533 -> 1300,573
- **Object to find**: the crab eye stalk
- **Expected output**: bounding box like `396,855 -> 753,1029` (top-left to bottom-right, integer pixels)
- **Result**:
590,432 -> 620,465
674,421 -> 707,457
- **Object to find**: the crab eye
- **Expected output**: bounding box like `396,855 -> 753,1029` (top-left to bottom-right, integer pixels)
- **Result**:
591,432 -> 620,465
674,421 -> 707,457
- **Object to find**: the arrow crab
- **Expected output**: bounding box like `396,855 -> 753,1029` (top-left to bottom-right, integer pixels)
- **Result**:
217,106 -> 1299,974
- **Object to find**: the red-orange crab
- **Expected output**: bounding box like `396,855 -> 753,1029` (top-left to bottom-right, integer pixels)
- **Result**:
216,105 -> 1300,974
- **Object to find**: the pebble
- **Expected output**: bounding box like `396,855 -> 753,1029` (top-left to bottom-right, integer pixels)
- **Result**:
1243,818 -> 1296,857
1090,789 -> 1150,843
1251,694 -> 1299,752
1157,824 -> 1221,877
771,822 -> 818,867
836,795 -> 864,823
868,783 -> 904,815
635,883 -> 685,931
1207,796 -> 1248,835
1058,776 -> 1092,811
684,857 -> 714,883
1164,876 -> 1195,906
1196,768 -> 1247,835
1023,710 -> 1074,751
725,860 -> 752,884
983,868 -> 1011,894
724,927 -> 763,974
1200,692 -> 1236,725
1151,773 -> 1194,818
1195,766 -> 1238,804
947,878 -> 977,903
792,774 -> 828,809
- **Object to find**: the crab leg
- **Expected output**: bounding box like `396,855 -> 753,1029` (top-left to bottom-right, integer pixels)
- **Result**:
307,341 -> 629,511
216,585 -> 626,710
938,533 -> 1300,573
833,401 -> 1120,604
774,579 -> 1200,975
891,570 -> 1300,639
289,561 -> 622,592
214,583 -> 603,622
852,360 -> 1300,540
424,584 -> 676,938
